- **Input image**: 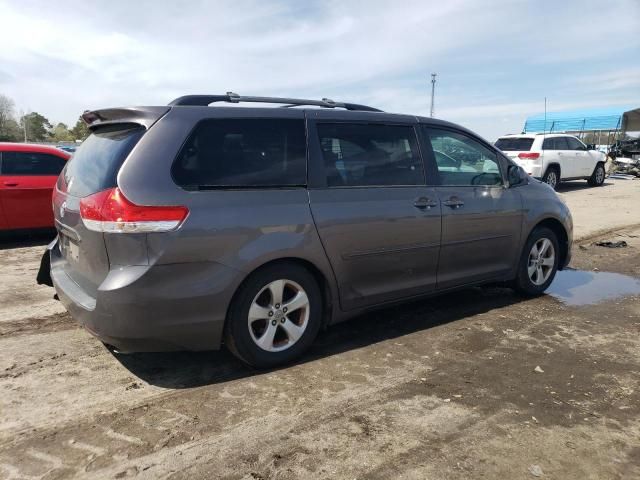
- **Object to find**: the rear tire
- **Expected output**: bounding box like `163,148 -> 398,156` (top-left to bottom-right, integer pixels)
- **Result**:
587,162 -> 605,187
513,227 -> 559,296
225,263 -> 323,368
542,167 -> 560,190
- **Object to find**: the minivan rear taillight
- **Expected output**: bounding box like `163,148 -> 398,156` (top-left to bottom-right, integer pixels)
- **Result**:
518,152 -> 540,159
80,188 -> 188,233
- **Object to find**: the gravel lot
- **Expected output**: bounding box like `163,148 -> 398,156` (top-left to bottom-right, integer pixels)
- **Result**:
1,179 -> 639,479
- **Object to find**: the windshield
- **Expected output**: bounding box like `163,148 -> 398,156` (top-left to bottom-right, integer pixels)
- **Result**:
495,138 -> 534,151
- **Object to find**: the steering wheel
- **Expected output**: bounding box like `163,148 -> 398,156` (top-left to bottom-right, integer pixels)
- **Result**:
435,150 -> 462,169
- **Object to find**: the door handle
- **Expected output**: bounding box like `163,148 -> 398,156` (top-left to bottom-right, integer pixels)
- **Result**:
413,197 -> 438,210
443,196 -> 465,208
3,182 -> 19,187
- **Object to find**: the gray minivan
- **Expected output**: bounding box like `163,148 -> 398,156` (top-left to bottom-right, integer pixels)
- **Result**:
40,94 -> 573,368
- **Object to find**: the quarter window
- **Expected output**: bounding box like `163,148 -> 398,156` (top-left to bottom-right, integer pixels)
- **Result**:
172,119 -> 307,189
317,123 -> 424,187
424,128 -> 503,186
0,151 -> 66,175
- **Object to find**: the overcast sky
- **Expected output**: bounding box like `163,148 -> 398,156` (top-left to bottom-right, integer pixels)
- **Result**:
1,0 -> 638,140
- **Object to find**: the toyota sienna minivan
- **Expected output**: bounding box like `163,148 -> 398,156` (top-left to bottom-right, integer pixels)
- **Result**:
39,93 -> 573,368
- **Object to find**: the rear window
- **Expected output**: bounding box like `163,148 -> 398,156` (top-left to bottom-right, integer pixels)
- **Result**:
171,119 -> 306,189
495,138 -> 534,151
61,124 -> 144,197
1,151 -> 66,175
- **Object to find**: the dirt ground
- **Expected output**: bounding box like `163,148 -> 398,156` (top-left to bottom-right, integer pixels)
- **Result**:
556,178 -> 640,240
1,179 -> 639,480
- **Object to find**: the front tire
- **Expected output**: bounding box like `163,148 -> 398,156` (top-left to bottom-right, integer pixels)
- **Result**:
225,263 -> 323,368
542,167 -> 560,190
587,162 -> 605,187
513,227 -> 559,296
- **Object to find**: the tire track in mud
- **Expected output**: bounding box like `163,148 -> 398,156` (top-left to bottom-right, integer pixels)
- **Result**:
2,235 -> 640,479
0,296 -> 465,477
0,312 -> 77,338
3,295 -> 640,479
0,354 -> 455,479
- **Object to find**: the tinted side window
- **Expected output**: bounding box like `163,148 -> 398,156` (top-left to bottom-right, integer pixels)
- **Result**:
566,137 -> 586,150
553,137 -> 569,150
172,119 -> 306,189
542,137 -> 557,150
424,128 -> 503,186
1,152 -> 66,175
317,123 -> 424,187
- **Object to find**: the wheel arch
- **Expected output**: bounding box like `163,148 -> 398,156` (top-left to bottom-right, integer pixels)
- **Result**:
544,162 -> 561,177
529,217 -> 569,270
223,257 -> 334,339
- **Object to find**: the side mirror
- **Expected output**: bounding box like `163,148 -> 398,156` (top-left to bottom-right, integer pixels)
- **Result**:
586,144 -> 596,150
508,164 -> 526,187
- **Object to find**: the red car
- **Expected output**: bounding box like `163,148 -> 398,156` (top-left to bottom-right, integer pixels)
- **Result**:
0,143 -> 71,230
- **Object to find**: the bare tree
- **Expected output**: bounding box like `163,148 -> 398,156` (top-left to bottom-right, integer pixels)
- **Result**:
0,94 -> 15,131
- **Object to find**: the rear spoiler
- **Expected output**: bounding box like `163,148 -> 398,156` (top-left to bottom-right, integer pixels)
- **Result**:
81,106 -> 170,130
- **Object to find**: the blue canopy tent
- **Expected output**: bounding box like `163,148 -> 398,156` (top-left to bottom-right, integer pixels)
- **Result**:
523,106 -> 640,140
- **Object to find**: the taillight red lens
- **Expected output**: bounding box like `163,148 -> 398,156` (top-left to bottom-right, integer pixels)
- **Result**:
80,188 -> 188,233
518,152 -> 540,159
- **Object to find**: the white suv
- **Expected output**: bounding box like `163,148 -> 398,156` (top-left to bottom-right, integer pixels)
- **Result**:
495,134 -> 607,190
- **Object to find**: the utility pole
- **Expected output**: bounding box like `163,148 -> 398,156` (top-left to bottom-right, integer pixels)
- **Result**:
430,73 -> 437,118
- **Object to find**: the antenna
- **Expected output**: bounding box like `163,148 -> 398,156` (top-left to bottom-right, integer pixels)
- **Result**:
430,73 -> 437,118
541,97 -> 547,152
544,97 -> 547,135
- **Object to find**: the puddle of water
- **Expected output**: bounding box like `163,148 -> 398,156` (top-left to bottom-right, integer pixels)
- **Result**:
547,269 -> 640,306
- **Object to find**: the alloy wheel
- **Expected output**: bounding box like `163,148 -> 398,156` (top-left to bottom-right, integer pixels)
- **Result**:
527,238 -> 555,286
248,279 -> 310,352
545,171 -> 558,188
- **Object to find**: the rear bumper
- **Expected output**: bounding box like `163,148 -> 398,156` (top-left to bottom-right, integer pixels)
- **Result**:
513,159 -> 543,178
50,239 -> 241,352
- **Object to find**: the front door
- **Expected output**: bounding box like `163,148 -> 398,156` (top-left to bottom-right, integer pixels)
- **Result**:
0,150 -> 66,229
308,120 -> 442,311
422,127 -> 524,290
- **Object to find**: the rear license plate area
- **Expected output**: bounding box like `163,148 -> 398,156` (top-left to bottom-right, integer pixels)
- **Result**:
60,232 -> 79,262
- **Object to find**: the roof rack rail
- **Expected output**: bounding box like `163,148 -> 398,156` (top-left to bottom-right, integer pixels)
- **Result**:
168,92 -> 382,112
